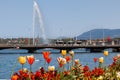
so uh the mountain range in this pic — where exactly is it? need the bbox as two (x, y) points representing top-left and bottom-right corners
(77, 29), (120, 40)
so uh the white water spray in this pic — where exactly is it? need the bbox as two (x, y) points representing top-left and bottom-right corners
(33, 0), (47, 45)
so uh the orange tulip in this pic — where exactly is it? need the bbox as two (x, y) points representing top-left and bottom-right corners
(27, 55), (35, 65)
(11, 75), (18, 80)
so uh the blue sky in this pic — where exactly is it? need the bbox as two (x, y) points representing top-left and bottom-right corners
(0, 0), (120, 38)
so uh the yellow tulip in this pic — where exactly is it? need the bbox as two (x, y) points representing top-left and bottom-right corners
(97, 76), (103, 80)
(18, 56), (26, 65)
(48, 66), (55, 71)
(104, 50), (109, 56)
(69, 50), (74, 56)
(99, 57), (104, 63)
(61, 50), (67, 56)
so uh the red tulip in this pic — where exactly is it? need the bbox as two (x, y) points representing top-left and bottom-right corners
(93, 57), (97, 63)
(19, 70), (23, 75)
(27, 55), (35, 65)
(46, 57), (52, 64)
(42, 51), (52, 64)
(65, 56), (71, 63)
(83, 65), (89, 72)
(42, 51), (50, 60)
(113, 56), (117, 62)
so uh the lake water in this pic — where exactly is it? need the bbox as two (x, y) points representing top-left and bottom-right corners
(0, 49), (119, 79)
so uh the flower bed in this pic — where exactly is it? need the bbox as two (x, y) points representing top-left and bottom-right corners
(11, 50), (120, 80)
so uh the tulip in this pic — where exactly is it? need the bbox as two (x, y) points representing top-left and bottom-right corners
(97, 76), (103, 80)
(11, 75), (19, 80)
(61, 50), (67, 56)
(27, 55), (35, 65)
(18, 56), (26, 65)
(42, 51), (50, 60)
(48, 66), (55, 71)
(104, 50), (109, 56)
(42, 51), (51, 70)
(69, 50), (74, 56)
(93, 57), (97, 63)
(57, 57), (66, 68)
(99, 57), (104, 63)
(57, 57), (66, 71)
(18, 56), (26, 71)
(65, 56), (71, 63)
(113, 56), (117, 62)
(23, 68), (28, 73)
(65, 56), (71, 70)
(46, 57), (52, 64)
(75, 59), (79, 65)
(27, 55), (35, 73)
(69, 51), (74, 67)
(117, 54), (120, 58)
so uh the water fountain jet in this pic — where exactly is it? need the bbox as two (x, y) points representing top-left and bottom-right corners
(33, 0), (48, 45)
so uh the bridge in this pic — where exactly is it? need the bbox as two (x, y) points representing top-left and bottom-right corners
(0, 44), (120, 53)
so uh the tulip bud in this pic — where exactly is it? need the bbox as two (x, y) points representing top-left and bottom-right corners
(69, 50), (74, 56)
(61, 50), (67, 56)
(99, 57), (104, 63)
(23, 68), (28, 73)
(75, 59), (79, 65)
(104, 50), (109, 56)
(48, 66), (55, 71)
(18, 56), (26, 65)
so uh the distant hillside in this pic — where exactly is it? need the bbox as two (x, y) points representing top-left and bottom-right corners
(77, 29), (120, 40)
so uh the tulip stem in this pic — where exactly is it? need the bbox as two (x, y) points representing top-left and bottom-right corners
(63, 65), (65, 71)
(22, 64), (24, 71)
(44, 61), (46, 70)
(68, 62), (70, 70)
(30, 65), (32, 72)
(29, 65), (32, 80)
(72, 56), (74, 66)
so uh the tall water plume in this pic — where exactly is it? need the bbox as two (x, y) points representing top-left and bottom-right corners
(33, 0), (47, 45)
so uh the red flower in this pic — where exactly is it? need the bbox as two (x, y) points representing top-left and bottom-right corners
(93, 57), (97, 63)
(91, 67), (104, 77)
(42, 51), (50, 60)
(65, 56), (71, 63)
(46, 57), (52, 64)
(42, 51), (52, 64)
(35, 71), (41, 77)
(19, 70), (23, 75)
(113, 56), (117, 62)
(59, 63), (63, 68)
(27, 55), (35, 65)
(83, 65), (89, 72)
(84, 71), (91, 77)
